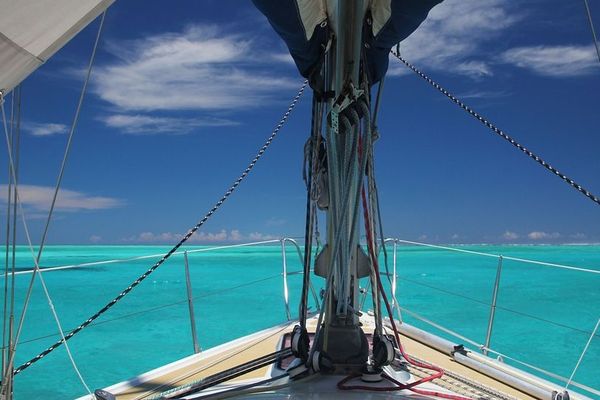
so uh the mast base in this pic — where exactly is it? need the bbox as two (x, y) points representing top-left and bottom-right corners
(313, 324), (368, 373)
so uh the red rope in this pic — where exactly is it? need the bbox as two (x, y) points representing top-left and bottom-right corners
(360, 181), (472, 400)
(338, 372), (475, 400)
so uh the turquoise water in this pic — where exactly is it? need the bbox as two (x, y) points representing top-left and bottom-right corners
(0, 244), (598, 398)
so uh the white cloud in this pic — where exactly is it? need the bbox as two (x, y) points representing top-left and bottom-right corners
(390, 0), (520, 77)
(270, 53), (295, 65)
(527, 231), (561, 240)
(229, 229), (242, 241)
(499, 45), (599, 77)
(248, 232), (278, 241)
(125, 229), (277, 243)
(502, 231), (519, 240)
(24, 122), (68, 137)
(101, 114), (238, 135)
(455, 90), (510, 100)
(93, 25), (299, 112)
(89, 235), (102, 243)
(0, 184), (123, 211)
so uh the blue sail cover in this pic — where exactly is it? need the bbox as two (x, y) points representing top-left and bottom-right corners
(252, 0), (442, 84)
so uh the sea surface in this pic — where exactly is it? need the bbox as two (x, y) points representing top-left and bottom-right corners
(0, 243), (598, 399)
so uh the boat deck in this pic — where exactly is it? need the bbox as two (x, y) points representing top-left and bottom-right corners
(89, 315), (549, 400)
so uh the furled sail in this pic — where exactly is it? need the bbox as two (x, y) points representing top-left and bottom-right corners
(252, 0), (442, 84)
(0, 0), (114, 95)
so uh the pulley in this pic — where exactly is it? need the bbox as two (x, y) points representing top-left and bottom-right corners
(291, 325), (310, 361)
(554, 391), (570, 400)
(372, 334), (395, 368)
(310, 350), (334, 373)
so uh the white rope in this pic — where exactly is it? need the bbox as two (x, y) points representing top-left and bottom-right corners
(1, 87), (19, 390)
(583, 0), (600, 64)
(486, 350), (600, 397)
(392, 304), (600, 396)
(397, 306), (483, 349)
(392, 238), (600, 275)
(564, 317), (600, 392)
(14, 11), (108, 355)
(8, 239), (281, 276)
(1, 101), (91, 394)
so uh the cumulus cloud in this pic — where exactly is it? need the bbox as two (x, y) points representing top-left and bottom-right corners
(502, 231), (519, 240)
(93, 25), (299, 113)
(0, 184), (123, 211)
(229, 229), (242, 241)
(24, 122), (68, 137)
(390, 0), (520, 77)
(126, 229), (277, 243)
(248, 232), (278, 241)
(101, 114), (238, 135)
(89, 235), (102, 243)
(527, 231), (561, 240)
(570, 233), (587, 240)
(455, 90), (510, 100)
(499, 45), (599, 77)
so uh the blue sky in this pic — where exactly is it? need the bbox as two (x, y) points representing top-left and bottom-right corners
(2, 0), (599, 245)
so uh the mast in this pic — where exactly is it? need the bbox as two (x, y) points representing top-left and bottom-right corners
(312, 0), (372, 370)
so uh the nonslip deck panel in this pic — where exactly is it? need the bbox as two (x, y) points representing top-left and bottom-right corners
(112, 324), (291, 400)
(107, 318), (538, 400)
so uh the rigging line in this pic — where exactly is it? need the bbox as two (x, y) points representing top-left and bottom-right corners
(161, 349), (292, 398)
(392, 52), (600, 207)
(308, 111), (368, 364)
(9, 272), (290, 348)
(180, 373), (291, 400)
(13, 11), (107, 358)
(1, 89), (15, 381)
(394, 238), (600, 274)
(397, 275), (490, 307)
(6, 87), (20, 392)
(1, 89), (14, 379)
(398, 273), (599, 337)
(372, 75), (384, 128)
(398, 270), (598, 337)
(139, 324), (293, 400)
(564, 317), (600, 392)
(383, 305), (600, 397)
(0, 102), (91, 394)
(374, 181), (401, 319)
(495, 305), (599, 338)
(583, 0), (600, 64)
(13, 80), (308, 376)
(9, 87), (21, 389)
(10, 239), (281, 276)
(299, 95), (319, 328)
(393, 307), (483, 350)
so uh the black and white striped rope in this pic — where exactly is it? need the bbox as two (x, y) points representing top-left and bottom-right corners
(12, 80), (308, 376)
(392, 52), (600, 207)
